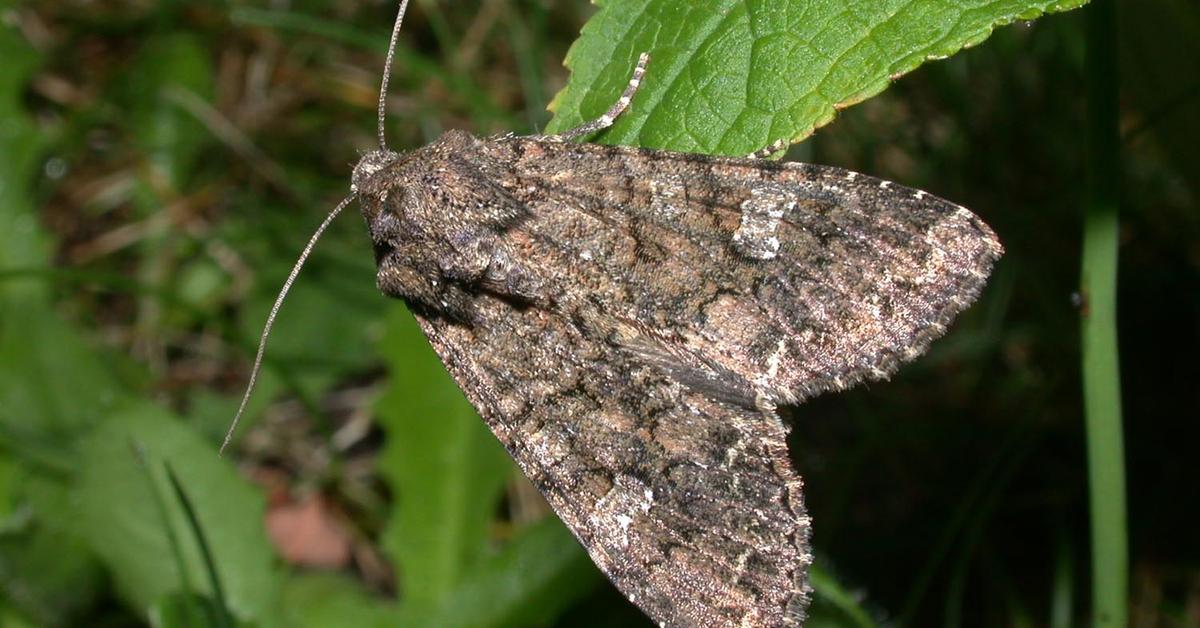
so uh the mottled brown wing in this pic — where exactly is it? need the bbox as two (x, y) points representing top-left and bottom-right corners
(365, 129), (1001, 627)
(409, 294), (812, 628)
(474, 137), (1003, 407)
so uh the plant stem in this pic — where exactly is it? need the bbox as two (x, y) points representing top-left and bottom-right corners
(1081, 1), (1127, 626)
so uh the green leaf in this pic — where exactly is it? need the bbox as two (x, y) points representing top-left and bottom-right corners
(1, 466), (111, 624)
(0, 608), (37, 628)
(0, 524), (104, 626)
(281, 573), (399, 628)
(0, 15), (125, 446)
(0, 15), (51, 303)
(408, 518), (601, 628)
(0, 26), (115, 624)
(375, 307), (513, 609)
(149, 591), (249, 628)
(162, 463), (236, 628)
(69, 403), (283, 626)
(0, 456), (15, 520)
(0, 309), (125, 441)
(547, 0), (1088, 153)
(375, 310), (601, 626)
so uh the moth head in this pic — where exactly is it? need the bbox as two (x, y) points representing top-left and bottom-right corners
(351, 0), (413, 206)
(351, 149), (401, 196)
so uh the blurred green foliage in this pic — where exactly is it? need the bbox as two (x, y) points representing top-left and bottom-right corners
(0, 0), (1196, 627)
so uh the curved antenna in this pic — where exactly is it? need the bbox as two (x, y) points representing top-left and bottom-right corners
(221, 195), (355, 455)
(378, 0), (413, 150)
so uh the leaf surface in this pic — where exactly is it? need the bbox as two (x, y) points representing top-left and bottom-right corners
(548, 0), (1087, 153)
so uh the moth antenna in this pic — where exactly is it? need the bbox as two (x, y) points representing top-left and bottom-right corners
(221, 195), (355, 455)
(377, 0), (413, 151)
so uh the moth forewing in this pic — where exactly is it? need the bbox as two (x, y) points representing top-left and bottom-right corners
(355, 107), (1000, 628)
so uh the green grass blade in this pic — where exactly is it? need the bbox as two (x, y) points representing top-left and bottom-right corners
(1081, 0), (1128, 626)
(164, 463), (233, 628)
(1050, 527), (1075, 628)
(73, 405), (282, 624)
(809, 565), (877, 628)
(130, 442), (201, 628)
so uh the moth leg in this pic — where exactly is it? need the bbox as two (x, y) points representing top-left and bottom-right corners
(747, 137), (790, 159)
(555, 52), (649, 141)
(375, 241), (485, 325)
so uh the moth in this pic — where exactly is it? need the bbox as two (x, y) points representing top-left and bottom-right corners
(224, 1), (1002, 626)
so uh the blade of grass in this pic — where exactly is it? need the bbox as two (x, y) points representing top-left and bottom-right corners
(1050, 526), (1075, 628)
(809, 565), (878, 628)
(130, 441), (201, 628)
(165, 463), (233, 628)
(1080, 1), (1128, 626)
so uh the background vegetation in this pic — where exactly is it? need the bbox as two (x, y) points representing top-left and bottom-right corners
(0, 0), (1196, 626)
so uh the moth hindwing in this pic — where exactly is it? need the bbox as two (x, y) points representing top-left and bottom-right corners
(351, 59), (1001, 628)
(230, 3), (1002, 626)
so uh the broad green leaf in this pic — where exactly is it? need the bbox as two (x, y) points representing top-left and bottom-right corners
(0, 309), (125, 439)
(150, 591), (252, 628)
(0, 15), (124, 444)
(0, 608), (37, 628)
(547, 0), (1088, 153)
(375, 307), (513, 609)
(148, 593), (209, 628)
(375, 312), (600, 626)
(0, 524), (104, 626)
(281, 573), (399, 628)
(0, 456), (14, 520)
(3, 465), (106, 624)
(69, 403), (283, 626)
(408, 518), (601, 628)
(0, 16), (50, 304)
